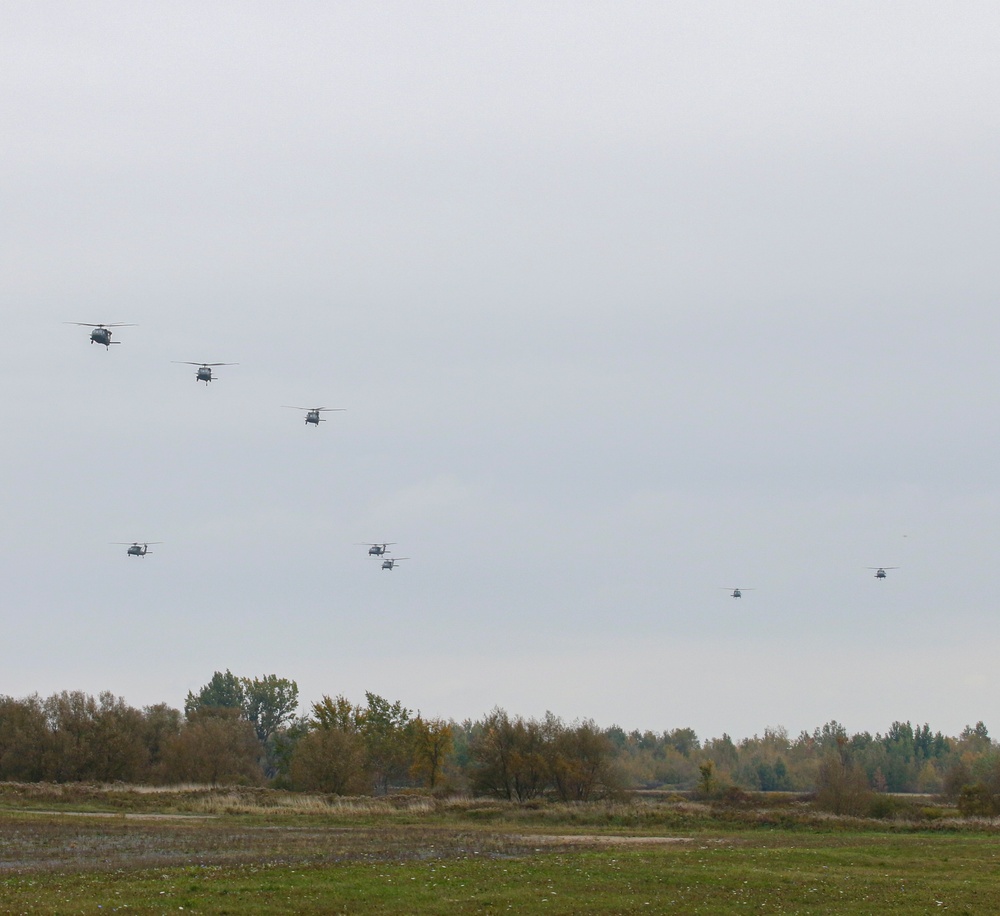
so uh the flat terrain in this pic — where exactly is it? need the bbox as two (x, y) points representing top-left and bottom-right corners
(0, 786), (998, 913)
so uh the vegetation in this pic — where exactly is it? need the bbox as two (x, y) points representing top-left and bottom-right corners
(1, 672), (999, 810)
(0, 790), (999, 913)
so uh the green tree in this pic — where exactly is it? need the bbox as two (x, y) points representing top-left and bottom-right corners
(668, 727), (700, 757)
(185, 670), (245, 716)
(358, 692), (413, 794)
(241, 675), (299, 746)
(698, 760), (716, 797)
(185, 671), (299, 779)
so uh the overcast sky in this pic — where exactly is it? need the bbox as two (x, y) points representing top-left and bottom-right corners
(3, 2), (1000, 741)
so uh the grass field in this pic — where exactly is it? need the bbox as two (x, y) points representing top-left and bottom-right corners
(1, 786), (998, 913)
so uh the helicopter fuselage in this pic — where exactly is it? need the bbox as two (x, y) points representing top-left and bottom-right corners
(305, 411), (322, 425)
(91, 328), (113, 347)
(126, 544), (148, 557)
(196, 367), (213, 383)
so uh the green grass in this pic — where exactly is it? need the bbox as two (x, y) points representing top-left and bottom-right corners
(3, 831), (1000, 913)
(1, 787), (1000, 912)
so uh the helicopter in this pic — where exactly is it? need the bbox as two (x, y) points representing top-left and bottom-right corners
(67, 322), (135, 348)
(381, 557), (408, 570)
(868, 567), (899, 580)
(283, 406), (346, 426)
(173, 362), (238, 384)
(113, 542), (161, 557)
(721, 587), (754, 598)
(358, 543), (396, 556)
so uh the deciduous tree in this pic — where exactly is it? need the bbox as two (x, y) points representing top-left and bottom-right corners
(0, 695), (48, 781)
(411, 716), (453, 789)
(358, 692), (413, 795)
(289, 727), (367, 794)
(159, 708), (263, 786)
(185, 671), (245, 716)
(241, 675), (299, 746)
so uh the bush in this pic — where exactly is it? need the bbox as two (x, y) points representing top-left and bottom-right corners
(867, 794), (898, 819)
(814, 755), (872, 816)
(289, 728), (367, 795)
(957, 783), (999, 817)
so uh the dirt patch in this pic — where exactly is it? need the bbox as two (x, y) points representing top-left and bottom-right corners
(511, 834), (694, 846)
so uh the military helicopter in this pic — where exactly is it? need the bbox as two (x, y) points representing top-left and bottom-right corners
(868, 567), (899, 580)
(283, 406), (346, 426)
(67, 322), (135, 348)
(381, 557), (408, 570)
(173, 361), (238, 384)
(113, 542), (161, 557)
(721, 587), (754, 598)
(358, 543), (396, 556)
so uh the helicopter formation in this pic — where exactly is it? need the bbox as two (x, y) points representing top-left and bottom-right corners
(356, 544), (408, 569)
(73, 322), (907, 587)
(720, 565), (901, 599)
(719, 566), (899, 598)
(70, 322), (397, 572)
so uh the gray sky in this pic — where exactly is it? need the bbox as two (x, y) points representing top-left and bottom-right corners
(3, 2), (1000, 740)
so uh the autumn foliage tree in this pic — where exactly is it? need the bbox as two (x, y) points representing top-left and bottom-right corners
(159, 708), (264, 786)
(410, 716), (454, 790)
(469, 709), (621, 801)
(287, 694), (367, 794)
(547, 717), (620, 801)
(289, 727), (367, 794)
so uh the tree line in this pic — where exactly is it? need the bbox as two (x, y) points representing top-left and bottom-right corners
(1, 672), (999, 813)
